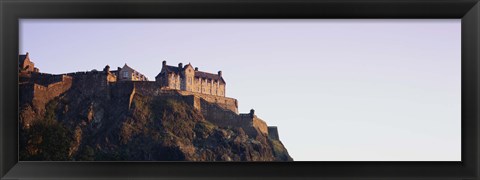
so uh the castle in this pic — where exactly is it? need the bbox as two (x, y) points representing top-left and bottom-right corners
(18, 53), (280, 140)
(156, 61), (226, 97)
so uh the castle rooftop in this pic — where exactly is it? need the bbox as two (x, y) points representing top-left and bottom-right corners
(158, 63), (225, 83)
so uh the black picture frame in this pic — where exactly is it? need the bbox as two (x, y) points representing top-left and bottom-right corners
(1, 0), (479, 179)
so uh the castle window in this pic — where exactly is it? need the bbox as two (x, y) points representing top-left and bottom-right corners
(123, 71), (128, 78)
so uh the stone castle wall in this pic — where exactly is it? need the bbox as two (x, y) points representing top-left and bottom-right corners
(22, 71), (112, 115)
(19, 72), (73, 127)
(20, 71), (277, 139)
(252, 116), (268, 136)
(64, 71), (114, 98)
(28, 72), (69, 86)
(177, 90), (238, 113)
(199, 99), (268, 137)
(129, 81), (159, 95)
(267, 126), (280, 140)
(31, 75), (73, 114)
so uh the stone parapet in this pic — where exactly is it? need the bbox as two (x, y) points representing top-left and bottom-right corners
(177, 90), (238, 113)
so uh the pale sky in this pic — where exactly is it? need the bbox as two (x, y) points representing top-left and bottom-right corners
(20, 19), (461, 161)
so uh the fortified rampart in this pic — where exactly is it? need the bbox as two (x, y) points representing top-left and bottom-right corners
(26, 72), (70, 86)
(177, 90), (238, 113)
(252, 116), (269, 136)
(33, 79), (71, 104)
(30, 75), (72, 115)
(20, 71), (112, 115)
(66, 71), (109, 88)
(199, 99), (268, 136)
(19, 70), (280, 140)
(57, 71), (116, 102)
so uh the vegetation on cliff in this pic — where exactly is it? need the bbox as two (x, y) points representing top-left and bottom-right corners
(19, 86), (292, 161)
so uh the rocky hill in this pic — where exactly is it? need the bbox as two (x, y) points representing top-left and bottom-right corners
(19, 72), (293, 161)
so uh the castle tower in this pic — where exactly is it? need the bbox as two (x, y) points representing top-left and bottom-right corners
(183, 63), (195, 92)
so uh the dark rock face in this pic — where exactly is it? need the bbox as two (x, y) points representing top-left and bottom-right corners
(19, 74), (293, 161)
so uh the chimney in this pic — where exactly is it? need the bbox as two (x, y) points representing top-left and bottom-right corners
(195, 67), (198, 71)
(218, 71), (222, 77)
(162, 60), (167, 67)
(178, 63), (183, 69)
(250, 109), (255, 118)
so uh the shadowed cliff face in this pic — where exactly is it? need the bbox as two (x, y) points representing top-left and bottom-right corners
(19, 79), (293, 161)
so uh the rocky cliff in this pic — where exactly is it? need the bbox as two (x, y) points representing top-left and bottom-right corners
(19, 72), (293, 161)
